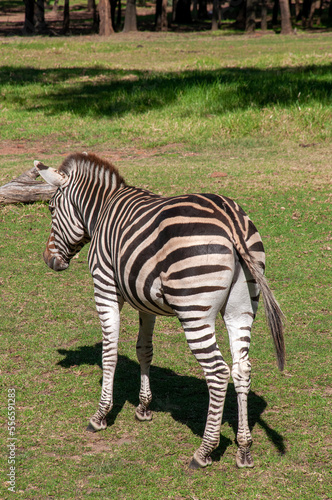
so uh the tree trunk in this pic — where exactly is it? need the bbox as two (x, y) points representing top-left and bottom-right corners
(174, 0), (192, 23)
(111, 0), (116, 29)
(261, 0), (268, 30)
(235, 0), (246, 29)
(316, 0), (323, 24)
(63, 0), (70, 33)
(172, 0), (178, 22)
(272, 0), (279, 24)
(89, 0), (99, 31)
(123, 0), (137, 31)
(245, 0), (255, 32)
(23, 0), (35, 34)
(99, 0), (114, 35)
(211, 0), (220, 30)
(0, 168), (56, 205)
(192, 0), (198, 19)
(301, 0), (312, 25)
(35, 0), (48, 33)
(116, 0), (122, 27)
(307, 0), (319, 27)
(52, 0), (59, 13)
(155, 0), (168, 30)
(198, 0), (208, 19)
(279, 0), (293, 33)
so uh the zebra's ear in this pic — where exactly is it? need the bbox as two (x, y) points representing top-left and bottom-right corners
(34, 161), (68, 187)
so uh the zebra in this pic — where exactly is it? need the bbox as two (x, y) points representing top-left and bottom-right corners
(34, 152), (285, 470)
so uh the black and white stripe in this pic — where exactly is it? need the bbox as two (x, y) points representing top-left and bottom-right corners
(36, 152), (285, 469)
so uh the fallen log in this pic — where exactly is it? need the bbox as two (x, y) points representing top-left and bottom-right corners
(0, 167), (56, 204)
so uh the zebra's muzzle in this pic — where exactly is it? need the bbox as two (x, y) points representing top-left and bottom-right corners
(43, 250), (69, 272)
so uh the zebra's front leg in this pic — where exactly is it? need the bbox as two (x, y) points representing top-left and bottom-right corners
(87, 298), (122, 433)
(135, 312), (156, 422)
(185, 330), (230, 469)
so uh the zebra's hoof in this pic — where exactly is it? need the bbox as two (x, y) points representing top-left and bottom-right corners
(135, 405), (153, 422)
(86, 417), (107, 432)
(236, 446), (254, 468)
(86, 422), (98, 433)
(189, 451), (212, 469)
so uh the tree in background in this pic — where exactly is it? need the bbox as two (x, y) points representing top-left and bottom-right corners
(174, 0), (192, 23)
(63, 0), (70, 32)
(261, 0), (268, 31)
(155, 0), (168, 30)
(235, 0), (293, 34)
(23, 0), (49, 33)
(23, 0), (35, 33)
(99, 0), (114, 34)
(20, 0), (332, 36)
(245, 0), (256, 32)
(123, 0), (138, 31)
(23, 0), (67, 34)
(90, 0), (99, 32)
(279, 0), (293, 32)
(98, 0), (123, 33)
(111, 0), (122, 30)
(211, 0), (221, 30)
(35, 0), (48, 32)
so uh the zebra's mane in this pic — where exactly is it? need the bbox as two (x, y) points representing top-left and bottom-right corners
(59, 152), (126, 187)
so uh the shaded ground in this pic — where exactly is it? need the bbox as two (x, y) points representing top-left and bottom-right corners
(0, 2), (214, 36)
(0, 1), (331, 36)
(0, 3), (106, 36)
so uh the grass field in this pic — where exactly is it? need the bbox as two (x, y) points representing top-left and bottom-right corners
(1, 31), (331, 499)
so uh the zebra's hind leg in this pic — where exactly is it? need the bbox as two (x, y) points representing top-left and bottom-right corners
(183, 325), (230, 469)
(135, 312), (156, 422)
(222, 256), (260, 468)
(232, 361), (254, 468)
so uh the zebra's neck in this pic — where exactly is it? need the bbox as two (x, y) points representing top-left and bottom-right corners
(64, 154), (125, 238)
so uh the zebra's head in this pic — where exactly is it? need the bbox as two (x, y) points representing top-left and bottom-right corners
(34, 160), (90, 272)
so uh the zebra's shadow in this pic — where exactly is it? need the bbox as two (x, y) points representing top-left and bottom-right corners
(57, 342), (285, 460)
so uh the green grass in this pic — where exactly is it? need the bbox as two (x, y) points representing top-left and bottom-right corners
(1, 32), (332, 499)
(0, 34), (332, 149)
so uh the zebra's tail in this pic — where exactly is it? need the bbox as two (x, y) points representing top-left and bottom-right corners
(233, 238), (285, 372)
